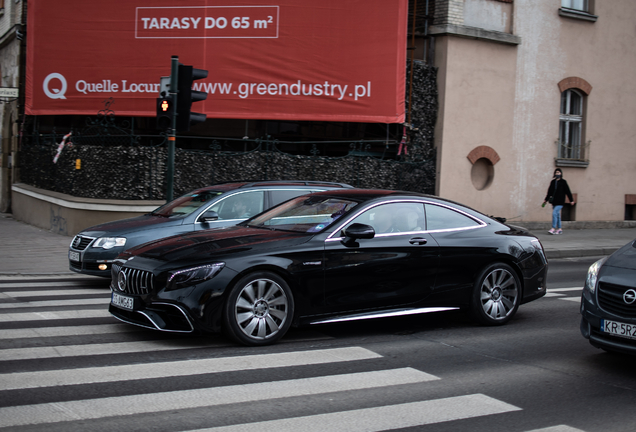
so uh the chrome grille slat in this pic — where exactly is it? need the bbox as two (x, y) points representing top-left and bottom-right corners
(71, 235), (95, 251)
(136, 269), (142, 295)
(113, 266), (154, 296)
(133, 269), (139, 295)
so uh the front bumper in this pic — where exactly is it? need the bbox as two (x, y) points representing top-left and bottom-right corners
(69, 246), (122, 277)
(109, 300), (195, 332)
(69, 259), (113, 277)
(580, 290), (636, 355)
(107, 261), (235, 334)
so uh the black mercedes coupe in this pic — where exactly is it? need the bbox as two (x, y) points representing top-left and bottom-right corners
(109, 189), (548, 346)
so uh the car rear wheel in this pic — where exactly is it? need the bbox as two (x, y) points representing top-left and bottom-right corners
(471, 263), (520, 325)
(223, 271), (294, 346)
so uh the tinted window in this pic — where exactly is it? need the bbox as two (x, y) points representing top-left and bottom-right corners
(208, 191), (265, 220)
(270, 189), (317, 206)
(152, 190), (223, 217)
(248, 196), (358, 233)
(347, 203), (425, 234)
(425, 204), (481, 231)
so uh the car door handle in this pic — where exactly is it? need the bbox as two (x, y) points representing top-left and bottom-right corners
(409, 237), (428, 245)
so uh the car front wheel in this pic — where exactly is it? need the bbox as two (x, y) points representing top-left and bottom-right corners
(471, 263), (520, 325)
(223, 271), (294, 346)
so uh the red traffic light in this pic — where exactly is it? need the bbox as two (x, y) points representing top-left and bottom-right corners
(156, 95), (174, 130)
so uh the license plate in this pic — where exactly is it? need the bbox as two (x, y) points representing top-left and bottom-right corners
(69, 251), (80, 262)
(601, 319), (636, 340)
(111, 292), (134, 311)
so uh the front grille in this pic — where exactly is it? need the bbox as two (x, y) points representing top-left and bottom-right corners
(598, 282), (636, 318)
(113, 265), (154, 295)
(71, 235), (94, 251)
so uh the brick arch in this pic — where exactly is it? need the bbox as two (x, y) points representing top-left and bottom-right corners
(467, 145), (500, 165)
(558, 77), (593, 95)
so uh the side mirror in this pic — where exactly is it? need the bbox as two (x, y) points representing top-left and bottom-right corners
(199, 210), (219, 223)
(342, 223), (375, 240)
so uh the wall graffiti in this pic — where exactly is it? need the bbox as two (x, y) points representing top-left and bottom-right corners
(50, 207), (68, 235)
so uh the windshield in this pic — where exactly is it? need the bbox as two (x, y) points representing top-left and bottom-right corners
(151, 190), (223, 217)
(247, 196), (359, 233)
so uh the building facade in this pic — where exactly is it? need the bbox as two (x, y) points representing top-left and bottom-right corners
(0, 0), (24, 213)
(429, 0), (636, 223)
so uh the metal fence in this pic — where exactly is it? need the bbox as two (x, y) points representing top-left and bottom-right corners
(19, 129), (436, 200)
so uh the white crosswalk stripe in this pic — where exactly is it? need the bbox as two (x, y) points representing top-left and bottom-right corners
(0, 347), (384, 390)
(2, 288), (109, 297)
(0, 323), (139, 340)
(0, 278), (586, 431)
(186, 395), (521, 432)
(546, 287), (582, 301)
(0, 297), (108, 308)
(0, 339), (218, 361)
(0, 309), (112, 322)
(527, 427), (587, 432)
(549, 287), (583, 292)
(560, 297), (582, 302)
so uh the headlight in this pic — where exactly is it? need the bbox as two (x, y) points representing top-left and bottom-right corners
(93, 237), (126, 249)
(167, 263), (225, 291)
(530, 239), (547, 262)
(585, 257), (608, 294)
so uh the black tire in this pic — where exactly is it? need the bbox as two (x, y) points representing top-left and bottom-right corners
(223, 271), (294, 346)
(470, 263), (521, 326)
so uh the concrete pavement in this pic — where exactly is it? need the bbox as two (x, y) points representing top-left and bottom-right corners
(1, 212), (635, 276)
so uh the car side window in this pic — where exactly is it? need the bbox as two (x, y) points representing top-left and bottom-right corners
(269, 189), (317, 207)
(425, 204), (481, 231)
(208, 191), (265, 220)
(346, 203), (425, 234)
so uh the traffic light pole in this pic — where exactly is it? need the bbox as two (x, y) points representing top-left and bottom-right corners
(166, 56), (179, 202)
(159, 55), (207, 202)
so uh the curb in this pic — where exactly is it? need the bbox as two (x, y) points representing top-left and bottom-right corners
(515, 221), (636, 231)
(544, 247), (620, 259)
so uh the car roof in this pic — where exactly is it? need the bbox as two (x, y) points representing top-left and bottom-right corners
(306, 189), (428, 201)
(191, 180), (354, 193)
(305, 189), (495, 218)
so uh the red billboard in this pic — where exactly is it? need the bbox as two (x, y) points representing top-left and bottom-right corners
(25, 1), (407, 123)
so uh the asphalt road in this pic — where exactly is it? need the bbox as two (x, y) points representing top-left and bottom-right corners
(1, 257), (635, 432)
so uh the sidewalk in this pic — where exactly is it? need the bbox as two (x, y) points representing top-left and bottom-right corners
(1, 212), (635, 276)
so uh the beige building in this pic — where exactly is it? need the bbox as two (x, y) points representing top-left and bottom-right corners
(429, 0), (636, 223)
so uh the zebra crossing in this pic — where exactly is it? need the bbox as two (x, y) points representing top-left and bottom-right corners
(0, 277), (586, 431)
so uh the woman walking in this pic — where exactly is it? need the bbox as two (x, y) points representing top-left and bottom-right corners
(543, 168), (575, 234)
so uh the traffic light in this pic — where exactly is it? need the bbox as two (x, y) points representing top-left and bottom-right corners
(176, 64), (208, 132)
(156, 94), (174, 130)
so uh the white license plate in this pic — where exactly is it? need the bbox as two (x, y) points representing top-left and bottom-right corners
(69, 251), (80, 262)
(111, 292), (134, 311)
(601, 319), (636, 340)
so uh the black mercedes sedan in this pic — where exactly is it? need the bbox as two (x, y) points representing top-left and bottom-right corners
(580, 239), (636, 354)
(109, 189), (548, 346)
